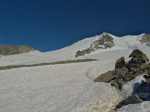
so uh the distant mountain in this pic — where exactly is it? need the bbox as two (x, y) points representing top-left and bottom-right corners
(0, 45), (35, 55)
(45, 33), (150, 58)
(73, 33), (150, 57)
(0, 33), (149, 66)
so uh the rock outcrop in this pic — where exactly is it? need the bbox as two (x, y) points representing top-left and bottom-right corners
(129, 49), (149, 64)
(75, 33), (115, 57)
(94, 49), (150, 90)
(17, 45), (35, 54)
(94, 49), (150, 110)
(0, 45), (18, 55)
(0, 45), (35, 56)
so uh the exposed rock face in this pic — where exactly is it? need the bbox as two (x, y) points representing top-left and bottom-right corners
(90, 33), (114, 50)
(75, 33), (115, 57)
(115, 57), (126, 69)
(139, 34), (150, 46)
(0, 45), (18, 55)
(94, 49), (150, 110)
(94, 67), (128, 83)
(94, 49), (150, 90)
(129, 49), (149, 64)
(0, 45), (35, 56)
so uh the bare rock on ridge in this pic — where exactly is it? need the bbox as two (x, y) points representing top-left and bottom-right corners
(0, 45), (35, 55)
(17, 45), (35, 53)
(75, 33), (115, 57)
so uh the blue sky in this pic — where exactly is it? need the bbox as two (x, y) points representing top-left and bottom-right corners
(0, 0), (150, 51)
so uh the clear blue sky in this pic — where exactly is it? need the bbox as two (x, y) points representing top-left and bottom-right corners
(0, 0), (150, 51)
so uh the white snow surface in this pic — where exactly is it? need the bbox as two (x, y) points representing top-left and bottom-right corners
(0, 33), (150, 112)
(0, 62), (122, 112)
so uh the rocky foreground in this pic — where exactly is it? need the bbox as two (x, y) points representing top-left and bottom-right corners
(94, 49), (150, 110)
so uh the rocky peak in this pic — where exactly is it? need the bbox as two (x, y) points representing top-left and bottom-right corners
(90, 33), (114, 49)
(75, 34), (115, 57)
(129, 49), (149, 64)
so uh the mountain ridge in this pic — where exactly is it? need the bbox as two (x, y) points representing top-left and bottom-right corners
(45, 32), (150, 58)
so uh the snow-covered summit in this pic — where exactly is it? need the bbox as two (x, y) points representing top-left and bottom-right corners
(46, 32), (150, 58)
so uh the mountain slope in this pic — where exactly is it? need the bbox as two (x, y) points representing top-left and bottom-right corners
(0, 33), (150, 112)
(0, 33), (149, 66)
(45, 33), (149, 59)
(0, 61), (122, 112)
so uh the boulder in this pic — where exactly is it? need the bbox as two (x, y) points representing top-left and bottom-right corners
(94, 67), (128, 83)
(115, 57), (125, 69)
(94, 70), (116, 82)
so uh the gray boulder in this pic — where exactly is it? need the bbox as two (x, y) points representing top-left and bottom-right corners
(94, 67), (128, 83)
(115, 57), (125, 69)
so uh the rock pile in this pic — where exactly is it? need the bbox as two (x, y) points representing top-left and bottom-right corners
(94, 49), (150, 90)
(75, 33), (115, 57)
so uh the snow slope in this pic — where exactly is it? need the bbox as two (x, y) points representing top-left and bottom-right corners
(0, 62), (122, 112)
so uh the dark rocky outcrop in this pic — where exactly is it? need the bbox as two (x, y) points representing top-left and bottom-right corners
(94, 49), (150, 90)
(129, 49), (149, 64)
(75, 33), (115, 57)
(0, 45), (35, 56)
(94, 49), (150, 110)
